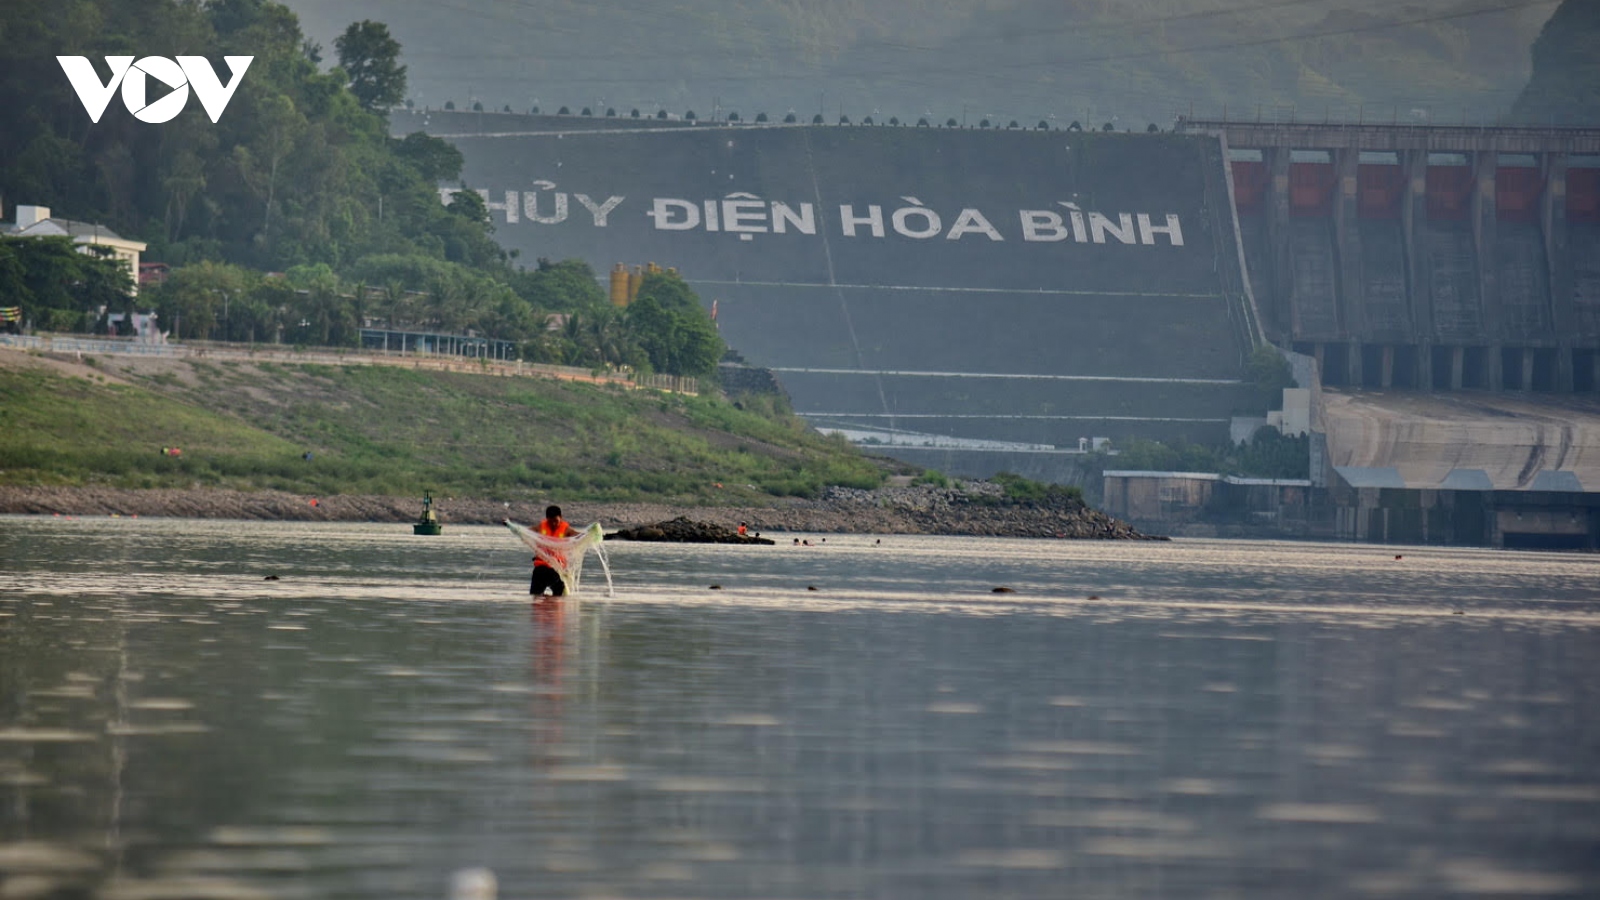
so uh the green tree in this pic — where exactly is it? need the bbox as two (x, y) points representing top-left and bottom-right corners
(284, 263), (354, 346)
(391, 132), (463, 183)
(233, 93), (306, 236)
(335, 20), (408, 113)
(1231, 428), (1310, 479)
(0, 237), (133, 330)
(511, 258), (607, 312)
(625, 272), (724, 378)
(1246, 345), (1296, 410)
(150, 260), (251, 341)
(346, 252), (529, 340)
(77, 245), (138, 323)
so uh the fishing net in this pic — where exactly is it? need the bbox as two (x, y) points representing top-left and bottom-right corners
(504, 520), (613, 597)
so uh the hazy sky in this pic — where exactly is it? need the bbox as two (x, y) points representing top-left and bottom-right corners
(280, 0), (1557, 126)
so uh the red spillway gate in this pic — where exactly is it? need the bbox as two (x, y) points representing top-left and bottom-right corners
(1496, 166), (1543, 223)
(1425, 165), (1473, 221)
(1358, 164), (1404, 219)
(1231, 160), (1268, 213)
(1569, 167), (1600, 224)
(1288, 162), (1335, 217)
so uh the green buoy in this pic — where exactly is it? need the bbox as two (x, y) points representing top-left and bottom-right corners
(413, 490), (442, 535)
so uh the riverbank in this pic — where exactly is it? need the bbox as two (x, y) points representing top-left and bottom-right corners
(0, 483), (1162, 539)
(0, 347), (883, 503)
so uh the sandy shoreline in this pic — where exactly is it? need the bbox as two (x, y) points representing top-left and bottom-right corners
(0, 485), (1159, 539)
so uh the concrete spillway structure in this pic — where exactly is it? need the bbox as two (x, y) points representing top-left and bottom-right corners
(392, 110), (1261, 470)
(1169, 120), (1600, 547)
(1319, 389), (1600, 548)
(1183, 119), (1600, 393)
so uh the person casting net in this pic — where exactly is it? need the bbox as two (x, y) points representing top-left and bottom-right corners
(505, 506), (613, 597)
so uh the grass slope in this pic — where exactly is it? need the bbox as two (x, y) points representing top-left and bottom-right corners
(0, 352), (886, 502)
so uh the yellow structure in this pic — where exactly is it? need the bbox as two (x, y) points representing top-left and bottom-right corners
(609, 263), (630, 307)
(608, 262), (678, 307)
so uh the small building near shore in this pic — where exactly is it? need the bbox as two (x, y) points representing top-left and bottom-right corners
(1102, 471), (1220, 525)
(1102, 470), (1314, 535)
(2, 204), (148, 296)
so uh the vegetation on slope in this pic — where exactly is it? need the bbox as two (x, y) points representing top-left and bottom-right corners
(1509, 0), (1600, 125)
(0, 353), (884, 501)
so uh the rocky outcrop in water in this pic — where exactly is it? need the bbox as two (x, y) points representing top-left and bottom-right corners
(610, 516), (776, 544)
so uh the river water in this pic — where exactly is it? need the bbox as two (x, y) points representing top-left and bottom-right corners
(2, 516), (1597, 899)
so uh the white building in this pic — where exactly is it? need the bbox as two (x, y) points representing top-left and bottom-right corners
(2, 204), (148, 296)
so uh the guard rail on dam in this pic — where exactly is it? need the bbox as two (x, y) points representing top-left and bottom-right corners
(1178, 118), (1600, 394)
(394, 110), (1263, 468)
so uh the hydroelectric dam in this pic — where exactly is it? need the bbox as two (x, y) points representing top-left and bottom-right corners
(395, 109), (1600, 547)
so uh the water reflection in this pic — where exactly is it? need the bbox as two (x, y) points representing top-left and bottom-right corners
(1, 517), (1597, 898)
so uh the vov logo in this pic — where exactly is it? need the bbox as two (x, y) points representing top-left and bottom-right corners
(57, 56), (253, 124)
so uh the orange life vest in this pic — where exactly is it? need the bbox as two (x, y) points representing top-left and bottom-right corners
(534, 518), (570, 567)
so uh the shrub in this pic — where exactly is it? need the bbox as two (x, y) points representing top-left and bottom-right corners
(993, 471), (1083, 504)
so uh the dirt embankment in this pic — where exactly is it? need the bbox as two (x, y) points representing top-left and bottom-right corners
(0, 483), (1162, 540)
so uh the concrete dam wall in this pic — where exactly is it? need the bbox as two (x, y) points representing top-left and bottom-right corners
(1195, 119), (1600, 393)
(394, 110), (1261, 460)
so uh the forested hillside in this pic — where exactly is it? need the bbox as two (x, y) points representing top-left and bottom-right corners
(0, 0), (499, 272)
(0, 0), (724, 377)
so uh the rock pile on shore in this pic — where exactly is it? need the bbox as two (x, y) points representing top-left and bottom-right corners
(0, 482), (1163, 540)
(609, 516), (776, 544)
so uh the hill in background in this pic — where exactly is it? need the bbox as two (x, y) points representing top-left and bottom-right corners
(285, 0), (1554, 126)
(1511, 0), (1600, 125)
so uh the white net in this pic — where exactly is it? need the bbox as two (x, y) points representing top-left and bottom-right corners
(504, 520), (613, 597)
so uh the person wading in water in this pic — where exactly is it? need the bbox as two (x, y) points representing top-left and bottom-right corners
(530, 505), (571, 596)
